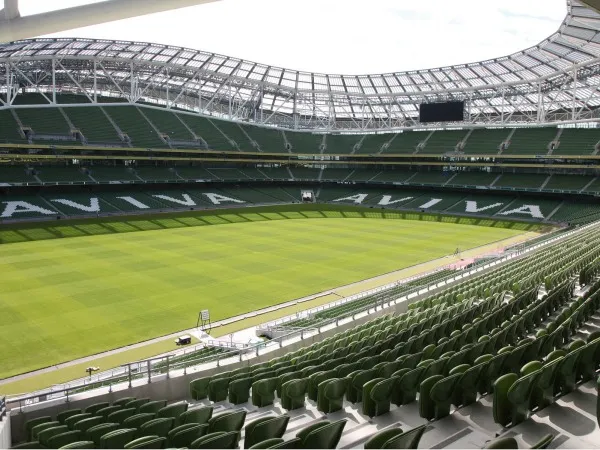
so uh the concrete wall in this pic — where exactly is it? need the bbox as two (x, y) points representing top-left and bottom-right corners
(0, 415), (11, 449)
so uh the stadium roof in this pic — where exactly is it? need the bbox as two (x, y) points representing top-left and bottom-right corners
(1, 0), (600, 131)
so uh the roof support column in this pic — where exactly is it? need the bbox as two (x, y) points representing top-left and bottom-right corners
(51, 58), (56, 104)
(572, 66), (577, 121)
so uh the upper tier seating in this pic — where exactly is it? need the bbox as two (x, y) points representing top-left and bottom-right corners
(64, 107), (122, 144)
(504, 128), (558, 155)
(421, 130), (468, 154)
(462, 129), (511, 154)
(104, 107), (165, 148)
(383, 131), (427, 154)
(555, 128), (600, 155)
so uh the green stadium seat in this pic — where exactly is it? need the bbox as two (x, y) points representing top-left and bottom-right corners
(243, 415), (289, 449)
(484, 434), (554, 449)
(317, 378), (347, 414)
(248, 438), (285, 449)
(208, 377), (231, 402)
(362, 377), (394, 418)
(96, 405), (122, 421)
(208, 410), (246, 434)
(85, 423), (119, 446)
(168, 424), (208, 448)
(139, 400), (167, 415)
(139, 418), (174, 439)
(125, 398), (151, 412)
(180, 406), (213, 425)
(124, 435), (167, 449)
(24, 417), (52, 441)
(364, 428), (404, 449)
(114, 397), (137, 407)
(191, 431), (238, 449)
(123, 413), (157, 429)
(47, 430), (83, 449)
(367, 425), (426, 449)
(190, 377), (211, 401)
(100, 428), (137, 449)
(37, 426), (69, 448)
(251, 377), (278, 407)
(10, 442), (44, 449)
(297, 419), (346, 449)
(59, 440), (95, 449)
(156, 402), (188, 427)
(56, 410), (82, 425)
(108, 408), (137, 425)
(30, 420), (59, 441)
(281, 378), (308, 411)
(228, 377), (253, 405)
(84, 402), (110, 415)
(73, 416), (104, 433)
(64, 413), (92, 430)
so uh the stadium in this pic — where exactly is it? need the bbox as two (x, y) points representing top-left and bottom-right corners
(1, 0), (600, 448)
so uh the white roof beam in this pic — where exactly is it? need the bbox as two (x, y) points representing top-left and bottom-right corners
(0, 0), (221, 44)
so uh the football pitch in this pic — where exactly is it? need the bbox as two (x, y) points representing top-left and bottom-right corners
(0, 206), (541, 381)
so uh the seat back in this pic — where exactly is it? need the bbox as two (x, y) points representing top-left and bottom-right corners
(301, 419), (346, 449)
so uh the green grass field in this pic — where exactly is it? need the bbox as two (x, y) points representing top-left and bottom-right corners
(0, 206), (542, 381)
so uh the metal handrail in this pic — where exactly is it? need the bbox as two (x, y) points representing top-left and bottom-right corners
(0, 396), (6, 420)
(4, 222), (590, 411)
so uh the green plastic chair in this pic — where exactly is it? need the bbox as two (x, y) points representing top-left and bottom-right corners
(73, 416), (104, 433)
(180, 406), (213, 425)
(10, 442), (44, 449)
(114, 397), (136, 407)
(494, 371), (540, 427)
(126, 398), (151, 412)
(456, 363), (485, 407)
(38, 426), (69, 447)
(429, 373), (463, 420)
(56, 410), (82, 425)
(139, 400), (168, 415)
(307, 370), (336, 401)
(270, 437), (301, 449)
(419, 375), (444, 420)
(25, 416), (52, 441)
(248, 438), (284, 449)
(208, 377), (231, 403)
(31, 421), (60, 440)
(157, 402), (188, 427)
(124, 413), (157, 429)
(555, 347), (584, 395)
(97, 405), (123, 421)
(59, 440), (95, 449)
(100, 428), (137, 449)
(228, 377), (254, 405)
(139, 417), (175, 438)
(108, 407), (137, 425)
(531, 358), (563, 410)
(64, 413), (92, 430)
(577, 338), (600, 382)
(346, 369), (376, 403)
(393, 367), (425, 406)
(209, 410), (247, 434)
(381, 425), (426, 449)
(244, 415), (289, 449)
(317, 378), (347, 414)
(86, 423), (119, 446)
(47, 430), (83, 449)
(168, 424), (209, 448)
(299, 419), (346, 449)
(364, 428), (404, 449)
(252, 377), (278, 407)
(281, 378), (308, 411)
(190, 377), (211, 401)
(84, 402), (110, 415)
(192, 430), (239, 449)
(362, 377), (395, 418)
(124, 435), (167, 449)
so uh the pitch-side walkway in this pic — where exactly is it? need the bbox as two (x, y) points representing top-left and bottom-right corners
(0, 231), (538, 388)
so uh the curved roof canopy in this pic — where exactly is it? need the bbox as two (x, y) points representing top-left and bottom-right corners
(1, 0), (600, 131)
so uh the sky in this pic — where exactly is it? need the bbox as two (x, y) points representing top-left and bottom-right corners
(4, 0), (568, 74)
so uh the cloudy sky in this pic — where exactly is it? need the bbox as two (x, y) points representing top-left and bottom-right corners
(7, 0), (568, 74)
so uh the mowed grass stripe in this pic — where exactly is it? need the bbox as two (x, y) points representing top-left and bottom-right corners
(0, 214), (529, 380)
